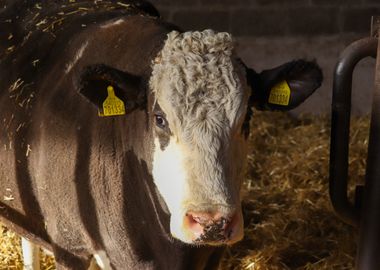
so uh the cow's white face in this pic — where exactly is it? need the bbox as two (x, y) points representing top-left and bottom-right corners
(149, 30), (249, 245)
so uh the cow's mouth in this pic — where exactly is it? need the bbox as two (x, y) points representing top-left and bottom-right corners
(178, 209), (244, 246)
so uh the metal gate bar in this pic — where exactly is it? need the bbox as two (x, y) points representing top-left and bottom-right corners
(330, 16), (380, 270)
(330, 37), (377, 226)
(356, 21), (380, 270)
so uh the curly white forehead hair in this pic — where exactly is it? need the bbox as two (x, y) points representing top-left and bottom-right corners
(150, 30), (247, 138)
(160, 29), (234, 56)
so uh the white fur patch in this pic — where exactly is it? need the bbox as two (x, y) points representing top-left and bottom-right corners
(65, 41), (89, 73)
(152, 137), (188, 240)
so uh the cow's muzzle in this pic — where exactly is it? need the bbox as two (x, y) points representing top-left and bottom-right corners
(183, 209), (243, 245)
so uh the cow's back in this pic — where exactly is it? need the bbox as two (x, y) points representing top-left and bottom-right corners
(0, 0), (163, 252)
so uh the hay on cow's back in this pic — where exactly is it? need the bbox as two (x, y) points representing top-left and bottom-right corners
(0, 112), (369, 269)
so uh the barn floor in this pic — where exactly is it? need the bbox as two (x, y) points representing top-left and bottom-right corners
(0, 112), (367, 270)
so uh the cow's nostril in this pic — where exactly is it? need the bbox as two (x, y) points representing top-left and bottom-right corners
(184, 212), (205, 238)
(188, 213), (207, 225)
(183, 211), (239, 243)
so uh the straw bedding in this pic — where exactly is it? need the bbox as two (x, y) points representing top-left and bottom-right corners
(0, 111), (368, 269)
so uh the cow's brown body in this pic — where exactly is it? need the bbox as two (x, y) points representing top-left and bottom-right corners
(0, 1), (222, 269)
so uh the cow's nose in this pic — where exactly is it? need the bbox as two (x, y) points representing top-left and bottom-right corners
(183, 210), (242, 244)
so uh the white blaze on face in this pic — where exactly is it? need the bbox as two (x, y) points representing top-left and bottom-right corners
(152, 137), (191, 241)
(150, 30), (250, 243)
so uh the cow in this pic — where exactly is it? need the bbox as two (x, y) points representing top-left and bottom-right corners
(0, 0), (323, 269)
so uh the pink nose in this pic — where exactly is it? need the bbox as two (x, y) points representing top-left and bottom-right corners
(183, 210), (242, 244)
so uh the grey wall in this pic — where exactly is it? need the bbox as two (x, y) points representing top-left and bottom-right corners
(153, 0), (380, 37)
(151, 0), (380, 115)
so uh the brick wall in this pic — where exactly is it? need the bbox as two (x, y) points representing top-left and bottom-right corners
(152, 0), (380, 37)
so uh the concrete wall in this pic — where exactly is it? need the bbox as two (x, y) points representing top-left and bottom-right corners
(151, 0), (380, 115)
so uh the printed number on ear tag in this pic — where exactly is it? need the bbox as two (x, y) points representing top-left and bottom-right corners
(98, 86), (126, 117)
(268, 80), (291, 106)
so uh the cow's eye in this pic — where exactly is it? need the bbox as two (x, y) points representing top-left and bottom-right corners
(155, 114), (166, 129)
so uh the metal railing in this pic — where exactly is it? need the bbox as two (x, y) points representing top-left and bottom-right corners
(330, 16), (380, 270)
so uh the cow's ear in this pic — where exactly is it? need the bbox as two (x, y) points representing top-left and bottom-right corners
(77, 64), (145, 116)
(246, 60), (322, 111)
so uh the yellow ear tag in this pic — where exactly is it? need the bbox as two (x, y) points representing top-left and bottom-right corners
(98, 86), (126, 117)
(268, 80), (291, 106)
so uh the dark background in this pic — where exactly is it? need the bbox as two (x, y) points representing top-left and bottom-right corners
(151, 0), (380, 115)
